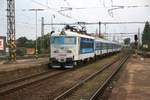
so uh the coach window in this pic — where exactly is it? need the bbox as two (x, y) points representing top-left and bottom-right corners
(80, 38), (94, 53)
(101, 43), (103, 50)
(104, 43), (107, 49)
(64, 37), (76, 44)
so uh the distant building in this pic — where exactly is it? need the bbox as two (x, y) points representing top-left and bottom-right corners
(26, 48), (35, 55)
(0, 36), (6, 56)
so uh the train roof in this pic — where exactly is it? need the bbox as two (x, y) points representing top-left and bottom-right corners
(51, 30), (95, 39)
(95, 37), (120, 44)
(51, 30), (121, 45)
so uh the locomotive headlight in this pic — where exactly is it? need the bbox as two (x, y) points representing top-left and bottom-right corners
(67, 50), (72, 53)
(53, 50), (59, 53)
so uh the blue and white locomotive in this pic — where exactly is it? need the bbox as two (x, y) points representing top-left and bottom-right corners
(50, 26), (121, 68)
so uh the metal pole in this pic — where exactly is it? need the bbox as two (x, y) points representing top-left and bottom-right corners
(104, 24), (107, 39)
(99, 22), (101, 37)
(138, 28), (140, 50)
(49, 15), (55, 61)
(51, 15), (55, 31)
(44, 21), (146, 26)
(51, 16), (53, 31)
(7, 0), (16, 62)
(35, 10), (38, 59)
(41, 17), (44, 52)
(29, 9), (44, 59)
(49, 32), (51, 62)
(41, 17), (44, 37)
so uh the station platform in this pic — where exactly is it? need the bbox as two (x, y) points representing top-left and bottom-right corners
(108, 55), (150, 100)
(0, 57), (49, 72)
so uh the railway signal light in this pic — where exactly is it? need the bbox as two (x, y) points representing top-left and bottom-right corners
(134, 35), (138, 41)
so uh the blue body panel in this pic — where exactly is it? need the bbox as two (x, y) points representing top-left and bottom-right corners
(80, 48), (94, 54)
(80, 37), (94, 54)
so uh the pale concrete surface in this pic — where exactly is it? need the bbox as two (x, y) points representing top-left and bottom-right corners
(0, 57), (49, 72)
(108, 55), (150, 100)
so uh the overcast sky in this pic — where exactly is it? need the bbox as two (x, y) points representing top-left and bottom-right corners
(0, 0), (150, 42)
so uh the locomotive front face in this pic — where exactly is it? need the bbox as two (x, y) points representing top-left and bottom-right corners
(50, 36), (77, 67)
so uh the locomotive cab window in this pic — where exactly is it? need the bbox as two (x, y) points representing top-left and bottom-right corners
(51, 36), (76, 44)
(64, 37), (76, 44)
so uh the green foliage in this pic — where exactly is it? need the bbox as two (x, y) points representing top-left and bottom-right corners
(37, 34), (50, 54)
(16, 34), (50, 55)
(17, 37), (28, 47)
(130, 42), (136, 49)
(16, 47), (26, 56)
(124, 38), (130, 45)
(25, 40), (35, 48)
(16, 37), (35, 56)
(142, 21), (150, 51)
(99, 35), (105, 39)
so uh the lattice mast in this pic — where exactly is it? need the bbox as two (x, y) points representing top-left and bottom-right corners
(7, 0), (16, 61)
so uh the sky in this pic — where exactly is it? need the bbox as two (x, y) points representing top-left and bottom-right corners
(0, 0), (150, 42)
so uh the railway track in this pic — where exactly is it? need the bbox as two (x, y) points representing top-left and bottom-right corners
(0, 55), (114, 96)
(89, 55), (129, 100)
(0, 70), (53, 86)
(54, 55), (129, 100)
(0, 69), (71, 95)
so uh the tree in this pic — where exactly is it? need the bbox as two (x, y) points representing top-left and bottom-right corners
(16, 35), (50, 55)
(17, 37), (28, 47)
(16, 37), (36, 56)
(124, 38), (130, 45)
(25, 40), (35, 48)
(16, 47), (26, 56)
(37, 34), (50, 54)
(142, 21), (150, 50)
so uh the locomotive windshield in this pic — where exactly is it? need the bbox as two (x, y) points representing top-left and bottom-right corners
(51, 36), (76, 44)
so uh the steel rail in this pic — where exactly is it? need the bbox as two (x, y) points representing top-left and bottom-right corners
(89, 55), (129, 100)
(0, 55), (117, 96)
(54, 56), (123, 100)
(0, 70), (54, 87)
(0, 69), (71, 95)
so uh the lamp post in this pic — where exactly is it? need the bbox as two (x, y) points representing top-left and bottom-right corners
(49, 15), (55, 61)
(29, 9), (44, 59)
(51, 14), (55, 32)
